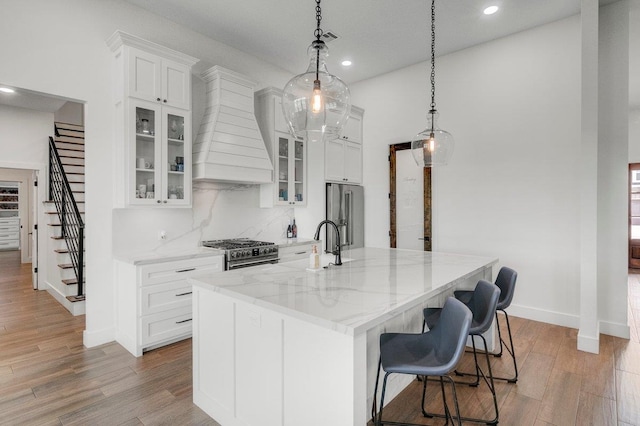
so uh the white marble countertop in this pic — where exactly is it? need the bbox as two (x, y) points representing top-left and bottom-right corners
(113, 247), (223, 265)
(189, 247), (498, 336)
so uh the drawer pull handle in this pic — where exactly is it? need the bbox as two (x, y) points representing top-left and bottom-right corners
(176, 318), (192, 324)
(175, 268), (196, 273)
(175, 291), (192, 297)
(294, 251), (306, 255)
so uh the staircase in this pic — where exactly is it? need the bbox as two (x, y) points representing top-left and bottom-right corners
(45, 122), (85, 316)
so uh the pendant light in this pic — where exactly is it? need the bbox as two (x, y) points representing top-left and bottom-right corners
(282, 0), (351, 143)
(411, 0), (454, 167)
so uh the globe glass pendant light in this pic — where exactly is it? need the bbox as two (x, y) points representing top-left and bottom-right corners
(282, 0), (351, 143)
(411, 0), (454, 167)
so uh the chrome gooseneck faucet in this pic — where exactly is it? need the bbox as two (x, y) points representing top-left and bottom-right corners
(314, 220), (342, 266)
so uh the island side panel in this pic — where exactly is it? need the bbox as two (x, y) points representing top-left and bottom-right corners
(193, 287), (238, 426)
(283, 315), (366, 426)
(193, 285), (363, 426)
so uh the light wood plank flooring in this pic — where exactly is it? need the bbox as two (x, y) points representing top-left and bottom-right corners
(0, 251), (219, 426)
(1, 250), (640, 425)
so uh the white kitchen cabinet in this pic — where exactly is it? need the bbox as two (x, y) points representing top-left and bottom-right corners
(0, 217), (20, 251)
(128, 99), (192, 206)
(325, 140), (363, 184)
(340, 110), (362, 143)
(124, 40), (192, 110)
(115, 254), (223, 357)
(108, 30), (198, 208)
(325, 106), (364, 184)
(256, 88), (307, 207)
(278, 240), (316, 263)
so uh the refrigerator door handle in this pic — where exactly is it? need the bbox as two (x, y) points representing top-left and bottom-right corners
(344, 191), (352, 246)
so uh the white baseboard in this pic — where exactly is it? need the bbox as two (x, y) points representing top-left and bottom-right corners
(508, 303), (579, 329)
(599, 320), (630, 339)
(83, 326), (115, 348)
(509, 303), (631, 341)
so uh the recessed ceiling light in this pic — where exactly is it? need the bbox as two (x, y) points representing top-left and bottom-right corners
(341, 60), (352, 67)
(0, 87), (15, 93)
(484, 5), (499, 15)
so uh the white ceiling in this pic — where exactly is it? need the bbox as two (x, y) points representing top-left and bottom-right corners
(0, 0), (624, 114)
(122, 0), (617, 84)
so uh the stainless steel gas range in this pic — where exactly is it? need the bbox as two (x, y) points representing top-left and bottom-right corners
(201, 239), (279, 270)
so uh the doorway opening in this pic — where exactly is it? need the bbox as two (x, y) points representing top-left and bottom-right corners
(389, 142), (432, 251)
(0, 168), (39, 288)
(629, 164), (640, 271)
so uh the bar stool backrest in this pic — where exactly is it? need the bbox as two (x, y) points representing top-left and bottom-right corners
(495, 267), (517, 310)
(469, 279), (501, 335)
(431, 297), (473, 373)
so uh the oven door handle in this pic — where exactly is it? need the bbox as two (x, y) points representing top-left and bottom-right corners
(228, 258), (280, 269)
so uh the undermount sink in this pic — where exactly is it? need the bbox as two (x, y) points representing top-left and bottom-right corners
(319, 254), (353, 267)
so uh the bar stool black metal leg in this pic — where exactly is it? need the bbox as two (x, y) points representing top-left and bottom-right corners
(494, 311), (505, 357)
(491, 309), (518, 383)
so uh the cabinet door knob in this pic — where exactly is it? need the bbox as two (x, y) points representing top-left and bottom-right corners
(156, 97), (161, 101)
(163, 99), (167, 103)
(157, 200), (161, 204)
(163, 200), (168, 203)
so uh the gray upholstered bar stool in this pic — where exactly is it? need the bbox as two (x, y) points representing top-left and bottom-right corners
(372, 297), (472, 426)
(454, 266), (518, 383)
(423, 279), (501, 425)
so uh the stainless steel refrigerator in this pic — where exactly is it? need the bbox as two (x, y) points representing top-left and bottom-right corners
(326, 183), (364, 251)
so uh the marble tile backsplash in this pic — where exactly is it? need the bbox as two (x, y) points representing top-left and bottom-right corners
(112, 182), (293, 256)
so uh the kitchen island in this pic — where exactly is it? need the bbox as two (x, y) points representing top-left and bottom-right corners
(189, 247), (497, 426)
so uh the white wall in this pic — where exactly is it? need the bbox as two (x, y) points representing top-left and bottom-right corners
(597, 1), (630, 336)
(0, 0), (293, 347)
(352, 9), (629, 337)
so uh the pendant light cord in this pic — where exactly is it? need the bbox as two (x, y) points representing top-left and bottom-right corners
(314, 0), (323, 83)
(429, 0), (436, 132)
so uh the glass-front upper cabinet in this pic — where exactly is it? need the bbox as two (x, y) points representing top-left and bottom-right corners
(130, 100), (191, 207)
(275, 132), (306, 206)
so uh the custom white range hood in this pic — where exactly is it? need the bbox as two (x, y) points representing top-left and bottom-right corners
(192, 66), (273, 183)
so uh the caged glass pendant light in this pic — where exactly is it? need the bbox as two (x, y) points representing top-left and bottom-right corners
(282, 0), (351, 143)
(411, 0), (454, 167)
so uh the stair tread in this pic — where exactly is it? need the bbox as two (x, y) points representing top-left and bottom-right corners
(54, 248), (85, 254)
(55, 121), (84, 130)
(58, 263), (85, 269)
(62, 278), (85, 285)
(56, 141), (84, 152)
(55, 136), (85, 144)
(66, 295), (85, 303)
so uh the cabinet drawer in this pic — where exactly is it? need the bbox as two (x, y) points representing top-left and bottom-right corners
(141, 281), (193, 316)
(0, 240), (19, 250)
(279, 243), (315, 263)
(0, 226), (19, 233)
(139, 256), (223, 286)
(141, 305), (192, 346)
(0, 218), (19, 226)
(0, 232), (19, 241)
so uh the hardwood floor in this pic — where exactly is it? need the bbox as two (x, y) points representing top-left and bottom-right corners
(1, 250), (639, 425)
(0, 251), (218, 426)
